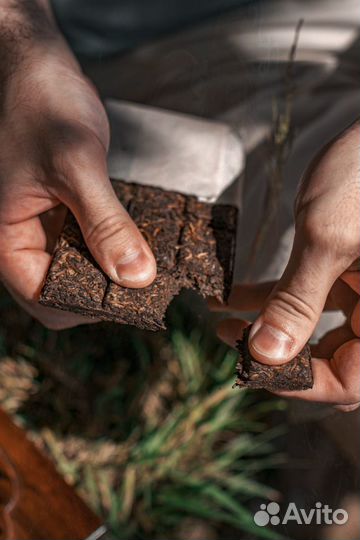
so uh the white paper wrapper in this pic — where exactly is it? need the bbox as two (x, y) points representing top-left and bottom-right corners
(106, 99), (245, 206)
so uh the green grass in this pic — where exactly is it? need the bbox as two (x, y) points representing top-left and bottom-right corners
(0, 288), (286, 539)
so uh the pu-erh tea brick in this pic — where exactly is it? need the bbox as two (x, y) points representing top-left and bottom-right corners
(39, 180), (237, 331)
(235, 325), (313, 391)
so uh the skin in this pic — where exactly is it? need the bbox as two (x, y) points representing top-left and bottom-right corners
(211, 121), (360, 410)
(0, 4), (359, 408)
(0, 0), (157, 330)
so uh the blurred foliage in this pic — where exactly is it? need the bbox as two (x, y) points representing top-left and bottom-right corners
(0, 287), (286, 539)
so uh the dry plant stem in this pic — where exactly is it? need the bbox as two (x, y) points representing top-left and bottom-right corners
(246, 19), (304, 278)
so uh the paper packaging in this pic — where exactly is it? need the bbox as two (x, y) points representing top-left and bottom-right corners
(105, 99), (245, 206)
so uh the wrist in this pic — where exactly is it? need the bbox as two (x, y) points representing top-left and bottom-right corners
(0, 0), (58, 37)
(0, 0), (77, 84)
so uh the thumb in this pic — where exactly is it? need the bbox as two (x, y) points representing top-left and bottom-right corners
(60, 144), (156, 288)
(249, 233), (348, 365)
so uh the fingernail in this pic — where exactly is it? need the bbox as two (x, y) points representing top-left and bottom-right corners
(249, 321), (294, 361)
(115, 249), (156, 286)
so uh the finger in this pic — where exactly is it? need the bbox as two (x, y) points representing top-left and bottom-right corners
(217, 317), (352, 368)
(39, 204), (68, 253)
(327, 277), (359, 316)
(7, 283), (98, 330)
(0, 217), (52, 299)
(334, 403), (360, 413)
(208, 282), (276, 313)
(311, 324), (355, 358)
(274, 339), (360, 405)
(248, 232), (350, 366)
(208, 279), (350, 314)
(351, 300), (360, 337)
(341, 271), (360, 294)
(56, 140), (156, 288)
(216, 318), (250, 348)
(0, 217), (98, 329)
(345, 257), (360, 273)
(218, 318), (353, 362)
(341, 272), (360, 336)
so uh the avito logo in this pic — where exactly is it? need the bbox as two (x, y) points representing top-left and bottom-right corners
(254, 501), (348, 527)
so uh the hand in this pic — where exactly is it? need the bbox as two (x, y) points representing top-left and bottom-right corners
(211, 120), (360, 409)
(0, 4), (156, 329)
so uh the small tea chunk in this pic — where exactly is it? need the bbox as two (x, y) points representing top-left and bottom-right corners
(235, 325), (313, 391)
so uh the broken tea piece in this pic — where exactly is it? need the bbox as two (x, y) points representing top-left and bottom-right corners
(235, 325), (313, 391)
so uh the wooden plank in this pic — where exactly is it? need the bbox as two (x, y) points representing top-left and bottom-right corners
(0, 408), (101, 540)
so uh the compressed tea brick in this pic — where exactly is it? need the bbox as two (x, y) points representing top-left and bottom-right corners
(128, 184), (186, 272)
(178, 199), (236, 296)
(235, 325), (313, 391)
(39, 180), (237, 331)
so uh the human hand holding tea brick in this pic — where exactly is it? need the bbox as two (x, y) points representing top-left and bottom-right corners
(0, 0), (156, 330)
(213, 120), (360, 409)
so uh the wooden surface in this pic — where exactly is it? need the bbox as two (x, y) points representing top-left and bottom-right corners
(0, 408), (101, 540)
